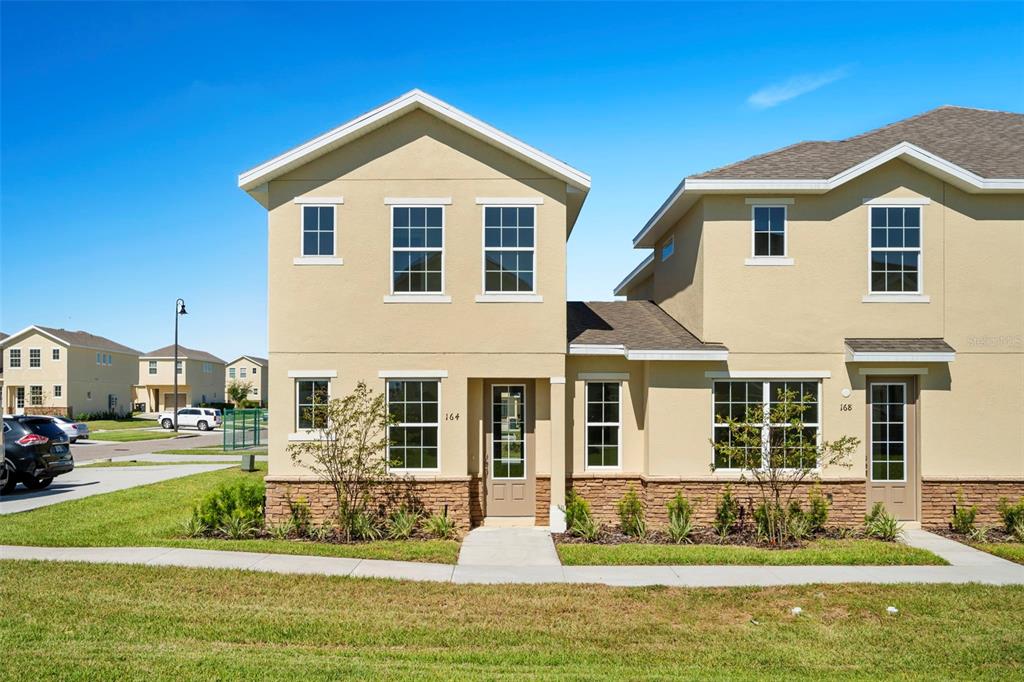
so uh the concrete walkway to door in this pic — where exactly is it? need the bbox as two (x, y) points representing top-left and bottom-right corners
(457, 527), (561, 567)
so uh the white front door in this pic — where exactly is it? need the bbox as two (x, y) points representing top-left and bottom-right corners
(14, 387), (25, 415)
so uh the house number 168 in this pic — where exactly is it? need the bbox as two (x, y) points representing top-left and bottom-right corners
(839, 404), (853, 412)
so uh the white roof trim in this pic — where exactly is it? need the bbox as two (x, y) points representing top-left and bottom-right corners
(4, 325), (70, 349)
(229, 356), (267, 367)
(633, 141), (1024, 248)
(238, 89), (591, 192)
(568, 344), (626, 356)
(568, 343), (728, 361)
(844, 345), (956, 363)
(377, 370), (449, 378)
(613, 252), (655, 296)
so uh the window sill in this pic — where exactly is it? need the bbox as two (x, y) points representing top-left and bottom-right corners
(293, 256), (343, 266)
(474, 294), (543, 303)
(744, 257), (794, 266)
(287, 431), (322, 442)
(383, 295), (452, 304)
(861, 294), (930, 304)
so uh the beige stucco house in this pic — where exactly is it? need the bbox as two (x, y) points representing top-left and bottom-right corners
(2, 325), (140, 417)
(241, 92), (1022, 531)
(134, 345), (227, 411)
(226, 355), (268, 405)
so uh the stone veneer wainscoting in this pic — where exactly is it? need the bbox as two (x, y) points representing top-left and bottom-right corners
(921, 480), (1024, 527)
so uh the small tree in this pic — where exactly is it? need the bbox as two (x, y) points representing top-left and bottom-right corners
(286, 381), (396, 541)
(710, 388), (859, 544)
(227, 380), (254, 407)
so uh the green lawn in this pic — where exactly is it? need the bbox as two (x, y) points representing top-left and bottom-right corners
(156, 446), (267, 456)
(1, 562), (1022, 680)
(978, 543), (1024, 565)
(88, 430), (180, 442)
(80, 460), (231, 468)
(84, 418), (159, 431)
(557, 539), (946, 566)
(0, 465), (459, 564)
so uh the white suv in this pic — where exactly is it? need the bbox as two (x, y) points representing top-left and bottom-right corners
(158, 407), (222, 431)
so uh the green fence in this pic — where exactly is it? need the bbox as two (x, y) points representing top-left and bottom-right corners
(222, 408), (267, 451)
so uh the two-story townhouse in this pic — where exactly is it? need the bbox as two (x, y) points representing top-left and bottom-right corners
(0, 331), (8, 396)
(135, 345), (227, 411)
(226, 355), (269, 405)
(2, 325), (140, 417)
(611, 106), (1023, 525)
(240, 90), (590, 530)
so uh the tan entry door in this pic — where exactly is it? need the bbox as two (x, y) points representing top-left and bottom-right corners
(866, 378), (919, 521)
(485, 383), (535, 517)
(163, 393), (187, 410)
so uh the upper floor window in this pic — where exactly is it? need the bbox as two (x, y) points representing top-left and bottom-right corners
(586, 382), (621, 469)
(203, 362), (212, 374)
(175, 360), (182, 375)
(392, 206), (443, 294)
(713, 380), (819, 470)
(97, 352), (101, 365)
(52, 348), (60, 361)
(870, 207), (921, 294)
(240, 367), (247, 378)
(661, 235), (675, 261)
(149, 360), (158, 375)
(302, 206), (335, 257)
(9, 349), (21, 368)
(252, 367), (258, 374)
(752, 206), (786, 257)
(229, 367), (236, 379)
(484, 206), (534, 293)
(29, 349), (41, 368)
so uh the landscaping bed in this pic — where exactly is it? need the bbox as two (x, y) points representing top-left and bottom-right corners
(926, 494), (1024, 565)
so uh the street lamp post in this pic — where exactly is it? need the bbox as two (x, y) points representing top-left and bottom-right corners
(173, 298), (188, 432)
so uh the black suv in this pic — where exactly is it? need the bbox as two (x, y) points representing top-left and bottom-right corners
(2, 416), (74, 494)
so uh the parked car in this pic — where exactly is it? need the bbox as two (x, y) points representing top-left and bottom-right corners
(158, 407), (222, 431)
(2, 415), (74, 494)
(49, 416), (90, 443)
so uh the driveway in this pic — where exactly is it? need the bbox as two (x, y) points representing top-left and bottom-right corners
(0, 463), (232, 515)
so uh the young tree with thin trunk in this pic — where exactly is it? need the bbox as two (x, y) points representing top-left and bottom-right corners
(227, 380), (253, 407)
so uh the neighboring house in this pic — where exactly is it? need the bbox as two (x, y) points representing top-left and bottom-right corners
(0, 331), (8, 395)
(134, 345), (227, 411)
(241, 92), (1022, 532)
(225, 355), (269, 405)
(2, 325), (140, 417)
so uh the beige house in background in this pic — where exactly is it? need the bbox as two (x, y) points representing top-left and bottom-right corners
(0, 331), (8, 395)
(2, 325), (140, 417)
(226, 355), (268, 405)
(134, 345), (227, 411)
(241, 91), (1022, 531)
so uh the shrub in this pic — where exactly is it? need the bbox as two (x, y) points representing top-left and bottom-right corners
(967, 525), (992, 543)
(997, 497), (1024, 534)
(178, 515), (208, 538)
(425, 512), (457, 540)
(951, 489), (977, 535)
(218, 509), (260, 539)
(617, 487), (646, 537)
(350, 510), (383, 541)
(1012, 518), (1024, 543)
(713, 484), (740, 538)
(269, 518), (296, 540)
(563, 490), (594, 536)
(666, 494), (695, 544)
(806, 483), (830, 532)
(308, 520), (334, 542)
(787, 513), (812, 542)
(194, 479), (264, 530)
(387, 508), (420, 540)
(865, 502), (902, 541)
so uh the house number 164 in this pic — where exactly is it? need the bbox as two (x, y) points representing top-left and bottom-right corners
(445, 413), (460, 421)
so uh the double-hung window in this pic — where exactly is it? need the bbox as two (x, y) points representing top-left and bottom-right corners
(54, 385), (62, 398)
(752, 206), (786, 257)
(484, 206), (535, 293)
(228, 367), (236, 379)
(296, 379), (329, 430)
(175, 360), (182, 375)
(29, 385), (43, 406)
(240, 367), (247, 379)
(387, 379), (439, 470)
(9, 349), (21, 368)
(302, 206), (335, 257)
(391, 206), (443, 294)
(585, 382), (621, 468)
(713, 380), (819, 470)
(870, 206), (921, 293)
(52, 348), (60, 361)
(29, 349), (41, 368)
(149, 361), (158, 375)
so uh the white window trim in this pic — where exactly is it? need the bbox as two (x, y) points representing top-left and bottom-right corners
(745, 197), (795, 205)
(300, 204), (338, 259)
(52, 348), (61, 361)
(661, 235), (674, 261)
(481, 204), (538, 296)
(705, 370), (831, 379)
(386, 378), (442, 474)
(9, 348), (21, 368)
(53, 384), (62, 398)
(749, 204), (790, 262)
(29, 384), (44, 406)
(711, 379), (821, 473)
(149, 361), (158, 375)
(378, 370), (448, 378)
(293, 256), (343, 266)
(868, 381), (908, 483)
(867, 204), (924, 297)
(384, 197), (452, 205)
(862, 196), (930, 206)
(293, 195), (344, 205)
(28, 348), (41, 369)
(293, 377), (332, 438)
(584, 381), (623, 471)
(389, 204), (446, 297)
(475, 197), (544, 205)
(287, 369), (338, 378)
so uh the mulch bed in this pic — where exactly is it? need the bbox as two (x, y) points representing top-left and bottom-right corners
(553, 525), (866, 550)
(926, 525), (1020, 544)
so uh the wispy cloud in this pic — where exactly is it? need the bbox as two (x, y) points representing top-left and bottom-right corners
(747, 66), (850, 109)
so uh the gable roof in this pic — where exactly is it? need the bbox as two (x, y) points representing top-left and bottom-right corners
(238, 89), (591, 195)
(228, 355), (268, 366)
(568, 301), (727, 361)
(142, 345), (226, 364)
(632, 106), (1024, 249)
(3, 325), (140, 355)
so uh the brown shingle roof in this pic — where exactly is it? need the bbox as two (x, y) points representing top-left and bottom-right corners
(231, 355), (268, 366)
(696, 106), (1024, 180)
(143, 345), (226, 364)
(845, 338), (956, 354)
(568, 301), (725, 352)
(36, 326), (140, 355)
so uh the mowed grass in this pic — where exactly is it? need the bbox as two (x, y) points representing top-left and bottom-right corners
(84, 418), (159, 431)
(0, 465), (459, 564)
(156, 446), (268, 456)
(88, 430), (180, 442)
(978, 543), (1024, 565)
(1, 561), (1022, 680)
(79, 460), (231, 468)
(557, 539), (946, 566)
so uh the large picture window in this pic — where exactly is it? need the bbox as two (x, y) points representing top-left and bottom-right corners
(586, 382), (621, 468)
(302, 206), (335, 257)
(392, 206), (443, 294)
(484, 206), (535, 293)
(870, 206), (921, 293)
(387, 380), (439, 470)
(295, 379), (329, 430)
(713, 380), (819, 470)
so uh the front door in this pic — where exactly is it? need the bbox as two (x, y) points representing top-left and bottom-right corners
(866, 378), (919, 521)
(485, 382), (535, 517)
(14, 387), (25, 415)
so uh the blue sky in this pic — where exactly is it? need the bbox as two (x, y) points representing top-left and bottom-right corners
(2, 2), (1022, 360)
